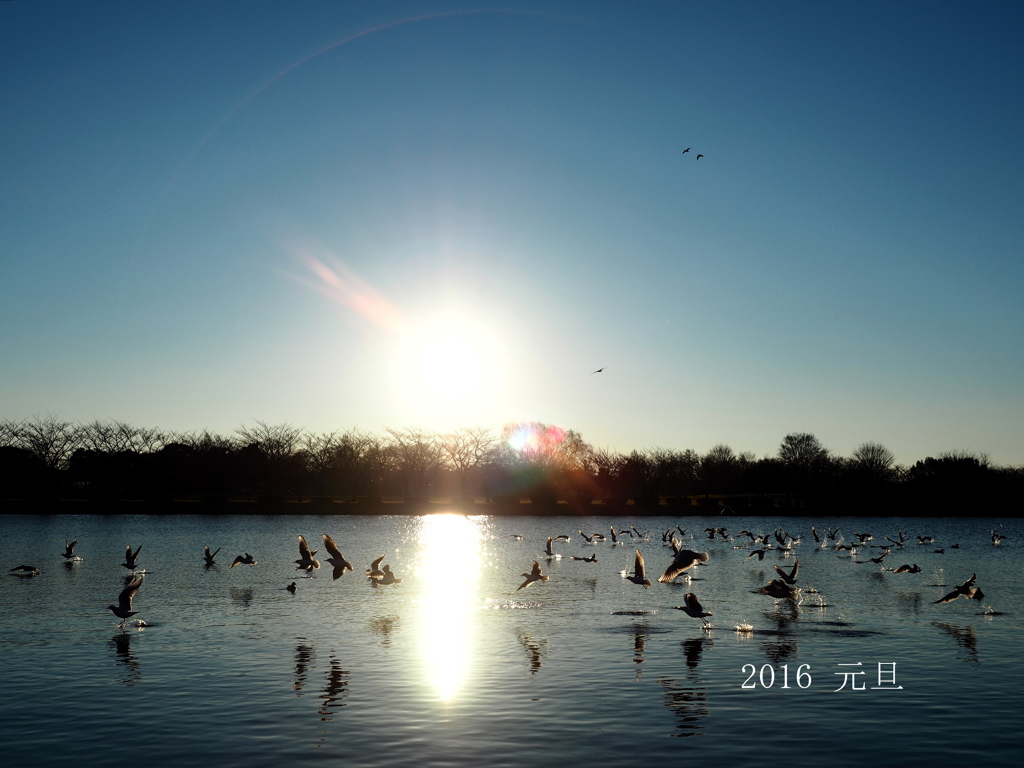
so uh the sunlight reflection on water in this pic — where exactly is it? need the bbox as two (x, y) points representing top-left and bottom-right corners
(415, 513), (485, 702)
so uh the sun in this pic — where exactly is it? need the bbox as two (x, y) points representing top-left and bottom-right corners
(417, 332), (481, 400)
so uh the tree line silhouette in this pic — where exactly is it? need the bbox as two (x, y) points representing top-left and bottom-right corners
(1, 415), (1020, 515)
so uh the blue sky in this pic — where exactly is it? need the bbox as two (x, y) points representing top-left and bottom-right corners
(2, 1), (1023, 465)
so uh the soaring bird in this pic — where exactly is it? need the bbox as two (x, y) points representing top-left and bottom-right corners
(745, 549), (767, 561)
(295, 535), (320, 572)
(658, 549), (709, 583)
(108, 576), (143, 628)
(773, 559), (799, 585)
(696, 154), (704, 160)
(203, 546), (221, 566)
(591, 367), (606, 374)
(856, 549), (891, 565)
(626, 549), (652, 589)
(681, 147), (691, 155)
(674, 592), (712, 626)
(321, 534), (354, 579)
(122, 544), (142, 571)
(10, 565), (40, 576)
(62, 539), (78, 560)
(230, 553), (257, 568)
(366, 555), (386, 580)
(934, 573), (985, 604)
(512, 560), (548, 594)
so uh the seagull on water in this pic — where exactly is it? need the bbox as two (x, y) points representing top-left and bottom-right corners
(571, 554), (598, 562)
(122, 544), (142, 571)
(752, 579), (801, 603)
(286, 581), (297, 594)
(108, 576), (144, 628)
(203, 546), (221, 566)
(512, 560), (548, 594)
(295, 535), (320, 572)
(230, 553), (257, 568)
(893, 564), (922, 573)
(674, 592), (712, 627)
(626, 549), (652, 589)
(10, 564), (40, 576)
(321, 534), (354, 579)
(658, 549), (709, 583)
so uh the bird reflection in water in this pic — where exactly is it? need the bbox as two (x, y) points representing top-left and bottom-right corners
(657, 677), (709, 738)
(933, 622), (980, 663)
(417, 514), (485, 702)
(632, 622), (649, 678)
(108, 632), (141, 686)
(516, 631), (547, 675)
(369, 615), (400, 647)
(318, 654), (350, 721)
(681, 637), (711, 670)
(293, 639), (316, 694)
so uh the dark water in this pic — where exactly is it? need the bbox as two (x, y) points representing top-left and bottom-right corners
(1, 513), (1020, 767)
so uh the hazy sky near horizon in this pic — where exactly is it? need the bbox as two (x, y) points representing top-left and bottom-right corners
(2, 1), (1023, 465)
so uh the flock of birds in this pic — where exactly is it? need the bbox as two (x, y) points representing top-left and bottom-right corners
(7, 523), (1007, 630)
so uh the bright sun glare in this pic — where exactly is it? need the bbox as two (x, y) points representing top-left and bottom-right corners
(416, 513), (485, 702)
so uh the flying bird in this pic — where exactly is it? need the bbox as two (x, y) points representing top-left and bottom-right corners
(512, 560), (548, 594)
(681, 147), (691, 154)
(893, 564), (922, 574)
(745, 549), (767, 561)
(658, 549), (709, 583)
(203, 546), (221, 566)
(62, 539), (78, 560)
(366, 555), (386, 580)
(121, 544), (142, 571)
(696, 154), (704, 160)
(377, 564), (402, 587)
(108, 576), (144, 628)
(752, 579), (801, 603)
(295, 535), (320, 572)
(674, 592), (712, 626)
(773, 559), (799, 585)
(625, 549), (652, 589)
(10, 564), (40, 577)
(230, 553), (257, 568)
(591, 367), (605, 374)
(934, 573), (985, 604)
(322, 534), (354, 579)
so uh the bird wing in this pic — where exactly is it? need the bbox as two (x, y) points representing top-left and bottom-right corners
(934, 589), (962, 604)
(530, 560), (543, 578)
(230, 555), (244, 568)
(370, 555), (385, 571)
(119, 576), (143, 610)
(298, 535), (314, 559)
(634, 549), (646, 580)
(66, 539), (77, 555)
(322, 533), (343, 559)
(959, 573), (977, 589)
(684, 592), (704, 613)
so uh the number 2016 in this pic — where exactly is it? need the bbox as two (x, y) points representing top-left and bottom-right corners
(741, 663), (812, 689)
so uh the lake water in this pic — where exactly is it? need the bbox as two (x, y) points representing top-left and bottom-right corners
(1, 513), (1020, 767)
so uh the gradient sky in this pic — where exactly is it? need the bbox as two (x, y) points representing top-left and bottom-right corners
(2, 1), (1023, 466)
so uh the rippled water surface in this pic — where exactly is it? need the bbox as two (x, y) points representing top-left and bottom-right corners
(1, 513), (1020, 767)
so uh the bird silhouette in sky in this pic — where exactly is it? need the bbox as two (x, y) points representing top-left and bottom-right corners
(591, 367), (605, 374)
(696, 154), (704, 160)
(681, 147), (691, 154)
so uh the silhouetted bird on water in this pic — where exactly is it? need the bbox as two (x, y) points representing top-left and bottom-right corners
(286, 582), (297, 594)
(626, 549), (652, 589)
(122, 544), (142, 571)
(659, 549), (709, 583)
(230, 553), (257, 568)
(10, 565), (40, 576)
(752, 579), (801, 603)
(108, 576), (143, 629)
(321, 534), (353, 579)
(377, 564), (402, 587)
(295, 535), (320, 572)
(935, 573), (984, 604)
(674, 592), (712, 627)
(571, 554), (598, 562)
(203, 546), (221, 566)
(512, 561), (548, 594)
(894, 564), (922, 573)
(62, 539), (78, 560)
(745, 549), (767, 561)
